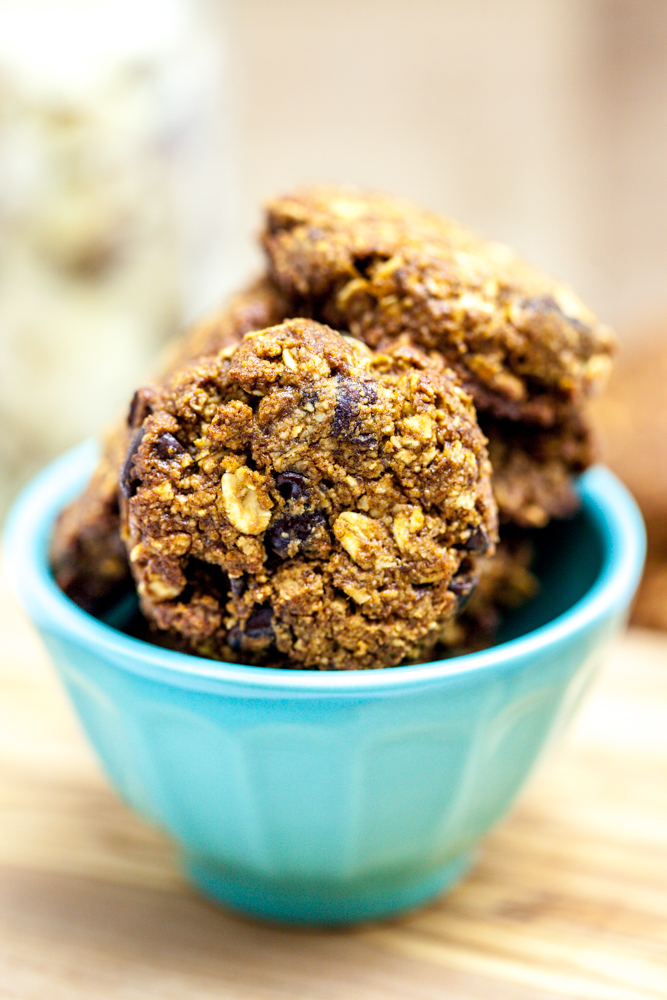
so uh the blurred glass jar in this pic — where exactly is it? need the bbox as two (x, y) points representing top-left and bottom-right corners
(0, 0), (237, 513)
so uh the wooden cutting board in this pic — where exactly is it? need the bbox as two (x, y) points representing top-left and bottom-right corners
(1, 572), (666, 1000)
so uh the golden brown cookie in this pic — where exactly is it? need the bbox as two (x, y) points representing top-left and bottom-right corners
(482, 412), (594, 528)
(120, 319), (497, 670)
(262, 186), (614, 427)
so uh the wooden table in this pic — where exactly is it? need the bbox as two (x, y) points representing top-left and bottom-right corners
(1, 572), (666, 1000)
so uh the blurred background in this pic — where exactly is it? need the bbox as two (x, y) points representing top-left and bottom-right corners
(2, 1), (667, 565)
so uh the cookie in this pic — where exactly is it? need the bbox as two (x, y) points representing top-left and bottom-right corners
(483, 412), (594, 528)
(262, 186), (614, 427)
(120, 319), (497, 670)
(50, 277), (291, 613)
(49, 424), (132, 615)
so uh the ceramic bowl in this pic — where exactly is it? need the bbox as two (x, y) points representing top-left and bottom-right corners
(4, 441), (645, 925)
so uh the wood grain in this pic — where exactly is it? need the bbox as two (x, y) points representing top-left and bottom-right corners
(1, 570), (666, 1000)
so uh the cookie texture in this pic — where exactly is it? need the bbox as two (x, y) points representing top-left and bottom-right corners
(262, 186), (614, 426)
(120, 319), (497, 669)
(483, 412), (594, 528)
(50, 278), (291, 613)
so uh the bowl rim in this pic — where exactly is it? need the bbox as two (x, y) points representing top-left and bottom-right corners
(3, 440), (646, 694)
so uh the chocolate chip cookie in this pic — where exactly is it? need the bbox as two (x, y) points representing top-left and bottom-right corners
(262, 186), (614, 427)
(120, 319), (497, 669)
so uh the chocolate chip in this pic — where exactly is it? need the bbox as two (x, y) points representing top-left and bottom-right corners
(227, 605), (274, 654)
(229, 575), (247, 598)
(120, 427), (145, 499)
(448, 570), (478, 613)
(458, 526), (491, 553)
(353, 433), (378, 449)
(276, 471), (308, 502)
(154, 432), (186, 461)
(300, 388), (319, 408)
(332, 378), (357, 437)
(226, 626), (244, 652)
(245, 605), (273, 638)
(267, 512), (327, 557)
(332, 376), (378, 440)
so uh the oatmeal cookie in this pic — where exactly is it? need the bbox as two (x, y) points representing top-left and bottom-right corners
(49, 425), (132, 615)
(120, 319), (497, 670)
(483, 412), (594, 528)
(50, 277), (291, 613)
(262, 186), (614, 426)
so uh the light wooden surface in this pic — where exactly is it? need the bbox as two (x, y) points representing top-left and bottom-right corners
(1, 572), (667, 1000)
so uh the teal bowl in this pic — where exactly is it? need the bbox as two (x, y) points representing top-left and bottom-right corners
(4, 442), (645, 925)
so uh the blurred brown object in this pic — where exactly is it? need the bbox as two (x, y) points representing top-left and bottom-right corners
(591, 329), (667, 629)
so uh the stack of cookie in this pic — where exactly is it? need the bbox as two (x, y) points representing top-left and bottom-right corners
(51, 187), (614, 669)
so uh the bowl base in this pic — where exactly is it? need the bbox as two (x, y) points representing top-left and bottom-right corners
(184, 851), (473, 926)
